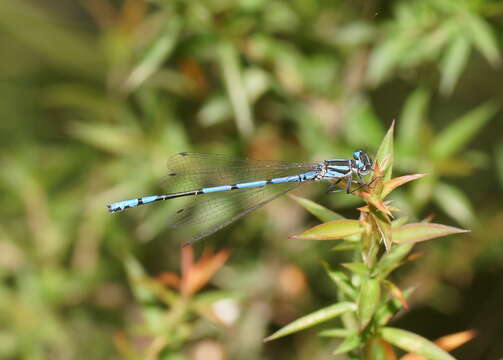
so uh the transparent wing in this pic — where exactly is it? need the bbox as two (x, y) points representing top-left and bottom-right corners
(167, 181), (306, 246)
(161, 152), (319, 192)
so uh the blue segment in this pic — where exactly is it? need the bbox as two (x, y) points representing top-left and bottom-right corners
(202, 185), (232, 193)
(323, 169), (348, 179)
(271, 175), (300, 184)
(109, 199), (139, 212)
(141, 195), (159, 204)
(300, 171), (318, 181)
(333, 165), (350, 172)
(236, 180), (267, 189)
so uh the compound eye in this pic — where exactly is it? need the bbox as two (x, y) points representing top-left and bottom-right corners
(353, 150), (363, 161)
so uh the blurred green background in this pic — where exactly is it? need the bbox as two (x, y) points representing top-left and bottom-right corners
(1, 0), (503, 359)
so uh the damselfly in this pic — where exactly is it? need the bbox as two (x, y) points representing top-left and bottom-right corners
(107, 150), (373, 245)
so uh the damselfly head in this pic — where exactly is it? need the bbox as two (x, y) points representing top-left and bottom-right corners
(353, 150), (373, 176)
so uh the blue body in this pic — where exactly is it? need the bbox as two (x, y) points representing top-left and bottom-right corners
(107, 171), (321, 213)
(107, 150), (373, 245)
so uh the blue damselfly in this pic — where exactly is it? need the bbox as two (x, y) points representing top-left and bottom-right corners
(107, 150), (373, 245)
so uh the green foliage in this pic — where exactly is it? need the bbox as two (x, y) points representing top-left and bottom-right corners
(0, 0), (501, 358)
(267, 125), (469, 357)
(366, 0), (500, 95)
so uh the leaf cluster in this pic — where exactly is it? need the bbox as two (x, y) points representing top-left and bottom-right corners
(267, 124), (469, 359)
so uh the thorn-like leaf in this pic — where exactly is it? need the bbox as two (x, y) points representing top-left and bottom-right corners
(382, 174), (427, 198)
(383, 280), (409, 310)
(290, 219), (364, 240)
(381, 327), (456, 360)
(125, 19), (181, 91)
(433, 330), (477, 353)
(465, 14), (501, 66)
(375, 243), (414, 278)
(392, 223), (469, 244)
(319, 328), (352, 338)
(375, 288), (415, 327)
(264, 302), (356, 342)
(322, 261), (357, 299)
(375, 120), (395, 181)
(333, 332), (362, 355)
(398, 88), (429, 158)
(439, 35), (470, 96)
(290, 194), (344, 222)
(358, 277), (381, 329)
(401, 330), (476, 359)
(181, 247), (231, 297)
(342, 262), (370, 277)
(433, 182), (476, 227)
(430, 102), (498, 160)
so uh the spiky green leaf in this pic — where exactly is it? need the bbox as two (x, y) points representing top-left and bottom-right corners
(375, 121), (394, 181)
(465, 14), (500, 66)
(291, 220), (364, 240)
(392, 223), (469, 244)
(431, 102), (498, 160)
(398, 88), (429, 158)
(381, 327), (456, 360)
(290, 194), (344, 222)
(439, 35), (470, 96)
(433, 182), (476, 227)
(375, 288), (415, 326)
(333, 332), (362, 355)
(382, 174), (427, 198)
(264, 302), (356, 341)
(322, 262), (357, 299)
(374, 243), (414, 278)
(357, 278), (381, 329)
